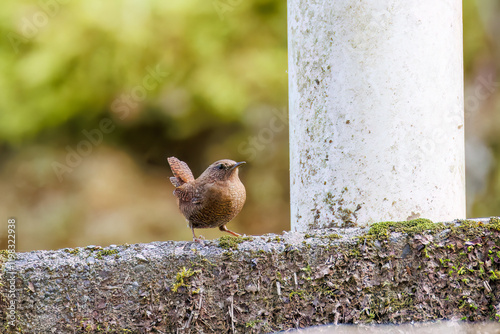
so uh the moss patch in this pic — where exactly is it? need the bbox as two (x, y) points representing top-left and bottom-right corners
(366, 218), (445, 239)
(218, 235), (253, 250)
(95, 249), (119, 260)
(63, 248), (80, 255)
(323, 233), (342, 241)
(172, 267), (201, 293)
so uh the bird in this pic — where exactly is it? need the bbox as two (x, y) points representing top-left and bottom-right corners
(167, 156), (246, 241)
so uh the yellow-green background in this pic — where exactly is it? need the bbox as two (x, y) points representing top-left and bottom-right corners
(0, 0), (498, 252)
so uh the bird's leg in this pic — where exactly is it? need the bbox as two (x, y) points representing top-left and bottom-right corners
(191, 226), (204, 244)
(219, 225), (241, 237)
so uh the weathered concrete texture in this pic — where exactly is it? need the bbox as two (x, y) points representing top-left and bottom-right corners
(289, 0), (465, 229)
(2, 218), (500, 333)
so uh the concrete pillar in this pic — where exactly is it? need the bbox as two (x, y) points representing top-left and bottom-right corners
(289, 0), (465, 231)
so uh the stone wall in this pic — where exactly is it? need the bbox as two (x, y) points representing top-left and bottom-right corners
(1, 218), (500, 333)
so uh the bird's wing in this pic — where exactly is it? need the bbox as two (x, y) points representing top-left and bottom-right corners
(173, 183), (204, 204)
(167, 157), (195, 186)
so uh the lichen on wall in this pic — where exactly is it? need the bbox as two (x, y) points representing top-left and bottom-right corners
(1, 218), (500, 333)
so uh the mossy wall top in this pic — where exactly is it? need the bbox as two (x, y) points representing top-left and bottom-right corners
(1, 218), (500, 333)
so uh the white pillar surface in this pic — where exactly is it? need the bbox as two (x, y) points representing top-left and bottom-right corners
(289, 0), (465, 230)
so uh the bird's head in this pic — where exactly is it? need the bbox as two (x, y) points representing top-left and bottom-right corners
(201, 159), (246, 181)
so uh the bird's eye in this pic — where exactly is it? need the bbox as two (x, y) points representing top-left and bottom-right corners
(218, 164), (225, 170)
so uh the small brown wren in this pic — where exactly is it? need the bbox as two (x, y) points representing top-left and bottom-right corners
(167, 157), (246, 241)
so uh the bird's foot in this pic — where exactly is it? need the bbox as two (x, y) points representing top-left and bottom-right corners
(193, 235), (205, 245)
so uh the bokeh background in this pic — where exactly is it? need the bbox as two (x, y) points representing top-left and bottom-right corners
(0, 0), (498, 252)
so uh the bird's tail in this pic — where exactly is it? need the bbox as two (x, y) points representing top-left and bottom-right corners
(167, 157), (195, 187)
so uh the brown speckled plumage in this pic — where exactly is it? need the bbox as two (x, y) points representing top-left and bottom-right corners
(167, 157), (246, 240)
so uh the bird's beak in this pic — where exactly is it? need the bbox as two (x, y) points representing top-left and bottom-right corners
(230, 161), (246, 170)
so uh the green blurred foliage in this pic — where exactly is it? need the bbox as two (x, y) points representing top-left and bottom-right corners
(463, 0), (500, 217)
(0, 0), (498, 251)
(0, 0), (286, 144)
